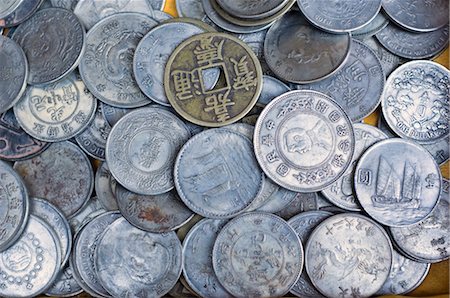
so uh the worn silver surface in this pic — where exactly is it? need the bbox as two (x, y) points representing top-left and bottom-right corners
(257, 185), (297, 213)
(275, 192), (320, 219)
(212, 212), (303, 297)
(176, 0), (205, 20)
(217, 0), (287, 19)
(68, 197), (106, 234)
(246, 175), (276, 211)
(254, 90), (355, 192)
(305, 213), (392, 298)
(381, 60), (449, 144)
(422, 136), (450, 166)
(257, 75), (290, 107)
(354, 138), (441, 227)
(0, 215), (61, 298)
(79, 13), (158, 108)
(352, 12), (389, 40)
(106, 107), (191, 195)
(362, 36), (406, 77)
(148, 0), (165, 10)
(236, 29), (272, 75)
(50, 0), (78, 10)
(12, 8), (84, 84)
(151, 9), (172, 21)
(175, 128), (263, 218)
(14, 141), (94, 218)
(100, 102), (130, 127)
(224, 123), (254, 140)
(94, 162), (119, 211)
(0, 0), (22, 19)
(322, 124), (387, 211)
(0, 0), (43, 28)
(45, 264), (83, 297)
(95, 217), (182, 297)
(14, 72), (97, 142)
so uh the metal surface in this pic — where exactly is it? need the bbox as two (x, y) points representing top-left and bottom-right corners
(94, 162), (119, 211)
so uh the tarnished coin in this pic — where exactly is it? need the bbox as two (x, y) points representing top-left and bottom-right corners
(175, 128), (263, 218)
(0, 160), (29, 252)
(322, 124), (387, 211)
(381, 60), (449, 144)
(389, 178), (449, 263)
(100, 102), (130, 127)
(95, 162), (119, 211)
(354, 138), (441, 227)
(45, 264), (83, 297)
(305, 213), (392, 298)
(14, 72), (97, 142)
(0, 0), (43, 28)
(80, 13), (158, 108)
(106, 107), (191, 195)
(14, 141), (94, 218)
(382, 0), (449, 32)
(275, 192), (320, 220)
(257, 75), (290, 107)
(362, 36), (407, 77)
(30, 198), (72, 267)
(176, 0), (206, 20)
(165, 32), (262, 127)
(264, 11), (351, 83)
(257, 185), (297, 213)
(212, 212), (303, 297)
(68, 197), (106, 233)
(0, 109), (49, 161)
(352, 12), (389, 40)
(217, 0), (287, 19)
(0, 36), (27, 113)
(0, 215), (61, 298)
(12, 8), (84, 84)
(95, 217), (182, 297)
(254, 90), (355, 192)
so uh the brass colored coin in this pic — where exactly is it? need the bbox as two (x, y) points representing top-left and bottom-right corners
(162, 17), (218, 32)
(165, 32), (262, 127)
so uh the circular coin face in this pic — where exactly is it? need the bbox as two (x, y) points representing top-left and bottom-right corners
(254, 90), (355, 192)
(165, 32), (262, 127)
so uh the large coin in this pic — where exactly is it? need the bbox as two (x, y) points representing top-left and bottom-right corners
(0, 0), (43, 28)
(257, 75), (290, 107)
(94, 162), (119, 211)
(254, 90), (355, 192)
(264, 11), (351, 83)
(381, 60), (449, 144)
(95, 217), (182, 297)
(79, 13), (158, 108)
(12, 8), (84, 84)
(165, 32), (262, 127)
(354, 138), (441, 227)
(14, 141), (94, 218)
(212, 212), (303, 297)
(106, 107), (191, 195)
(216, 0), (287, 19)
(174, 128), (263, 218)
(305, 213), (392, 297)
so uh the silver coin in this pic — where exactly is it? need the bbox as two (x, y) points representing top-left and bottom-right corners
(305, 213), (392, 298)
(50, 0), (78, 10)
(176, 0), (205, 20)
(257, 185), (297, 213)
(212, 212), (303, 297)
(0, 36), (27, 114)
(287, 211), (333, 298)
(68, 196), (106, 234)
(151, 9), (172, 21)
(14, 141), (94, 218)
(0, 215), (61, 297)
(95, 162), (119, 211)
(75, 102), (111, 160)
(0, 0), (22, 19)
(95, 217), (182, 297)
(376, 23), (449, 60)
(30, 198), (72, 267)
(106, 107), (191, 195)
(257, 75), (290, 107)
(352, 12), (389, 40)
(381, 60), (449, 144)
(175, 128), (263, 218)
(389, 178), (449, 263)
(354, 138), (441, 227)
(100, 102), (130, 127)
(0, 160), (29, 252)
(0, 0), (43, 28)
(79, 13), (158, 108)
(382, 0), (449, 32)
(12, 8), (84, 84)
(322, 123), (387, 211)
(14, 72), (97, 142)
(254, 90), (355, 192)
(362, 36), (407, 77)
(217, 0), (287, 19)
(45, 264), (83, 297)
(236, 29), (273, 75)
(264, 11), (351, 83)
(275, 192), (320, 220)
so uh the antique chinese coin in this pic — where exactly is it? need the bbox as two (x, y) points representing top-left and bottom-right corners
(305, 213), (392, 298)
(254, 90), (355, 192)
(94, 162), (119, 211)
(165, 32), (262, 127)
(212, 212), (303, 297)
(257, 75), (290, 107)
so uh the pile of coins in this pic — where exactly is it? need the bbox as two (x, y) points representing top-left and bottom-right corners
(0, 0), (448, 297)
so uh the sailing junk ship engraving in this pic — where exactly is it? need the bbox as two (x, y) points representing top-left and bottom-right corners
(371, 156), (421, 209)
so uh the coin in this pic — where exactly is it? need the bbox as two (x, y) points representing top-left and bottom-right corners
(362, 36), (407, 77)
(68, 196), (106, 234)
(0, 0), (43, 28)
(352, 12), (389, 40)
(212, 212), (303, 297)
(264, 11), (351, 83)
(257, 185), (297, 213)
(0, 215), (61, 297)
(45, 264), (83, 297)
(14, 72), (97, 142)
(12, 8), (84, 84)
(79, 13), (158, 108)
(51, 0), (78, 10)
(217, 0), (287, 19)
(95, 217), (183, 297)
(254, 90), (355, 192)
(175, 128), (263, 218)
(0, 160), (29, 252)
(305, 213), (392, 298)
(275, 192), (320, 220)
(106, 107), (191, 195)
(381, 60), (449, 144)
(176, 0), (206, 20)
(256, 75), (290, 107)
(94, 162), (119, 211)
(14, 141), (94, 218)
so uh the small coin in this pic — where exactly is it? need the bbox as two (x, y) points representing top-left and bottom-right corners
(257, 75), (290, 107)
(0, 0), (43, 28)
(100, 102), (130, 127)
(212, 212), (303, 297)
(362, 36), (407, 77)
(95, 217), (182, 297)
(256, 185), (297, 213)
(381, 60), (449, 144)
(14, 141), (94, 218)
(352, 12), (389, 40)
(68, 196), (106, 234)
(254, 90), (355, 192)
(45, 264), (83, 297)
(50, 0), (78, 10)
(176, 0), (206, 20)
(275, 192), (320, 220)
(217, 0), (287, 19)
(94, 162), (119, 211)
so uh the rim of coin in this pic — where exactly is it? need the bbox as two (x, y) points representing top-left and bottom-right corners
(216, 0), (289, 20)
(0, 0), (44, 28)
(162, 17), (218, 32)
(45, 264), (84, 297)
(0, 0), (23, 19)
